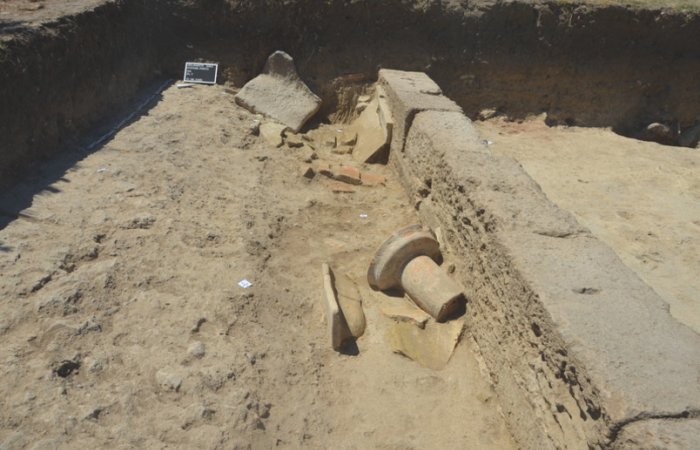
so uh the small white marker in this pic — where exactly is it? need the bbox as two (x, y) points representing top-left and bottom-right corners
(238, 279), (252, 289)
(359, 214), (368, 218)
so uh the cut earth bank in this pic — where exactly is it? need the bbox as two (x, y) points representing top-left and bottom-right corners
(1, 0), (700, 449)
(3, 0), (700, 187)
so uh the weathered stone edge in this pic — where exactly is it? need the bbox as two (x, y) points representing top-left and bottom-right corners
(380, 70), (700, 449)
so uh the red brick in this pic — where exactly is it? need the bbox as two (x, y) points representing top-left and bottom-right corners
(329, 182), (356, 194)
(361, 172), (387, 186)
(335, 165), (362, 185)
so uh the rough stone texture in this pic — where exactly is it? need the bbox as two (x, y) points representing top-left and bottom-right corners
(332, 272), (366, 339)
(156, 369), (183, 392)
(612, 418), (700, 450)
(235, 51), (321, 132)
(376, 86), (394, 145)
(259, 121), (287, 147)
(321, 263), (353, 350)
(378, 297), (431, 329)
(377, 69), (461, 152)
(351, 96), (391, 164)
(387, 316), (465, 371)
(383, 70), (700, 449)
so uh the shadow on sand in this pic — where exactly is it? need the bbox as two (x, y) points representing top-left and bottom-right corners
(0, 79), (173, 231)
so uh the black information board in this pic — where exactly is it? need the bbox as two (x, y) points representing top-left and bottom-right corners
(183, 62), (218, 85)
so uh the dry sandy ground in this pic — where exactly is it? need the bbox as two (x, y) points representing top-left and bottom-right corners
(0, 83), (516, 449)
(478, 117), (700, 334)
(0, 0), (107, 34)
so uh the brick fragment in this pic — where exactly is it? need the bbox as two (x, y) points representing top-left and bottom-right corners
(335, 166), (362, 185)
(360, 172), (386, 186)
(329, 182), (356, 194)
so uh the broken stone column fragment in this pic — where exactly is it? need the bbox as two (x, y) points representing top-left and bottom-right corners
(235, 51), (321, 132)
(368, 224), (465, 321)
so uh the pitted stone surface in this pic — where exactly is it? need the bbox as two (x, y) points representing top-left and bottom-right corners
(378, 69), (461, 151)
(381, 69), (700, 449)
(407, 109), (700, 422)
(235, 51), (321, 132)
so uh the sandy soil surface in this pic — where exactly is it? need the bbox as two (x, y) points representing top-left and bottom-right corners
(0, 83), (515, 449)
(0, 0), (107, 35)
(478, 117), (700, 334)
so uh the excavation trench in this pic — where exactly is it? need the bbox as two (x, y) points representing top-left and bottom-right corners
(1, 1), (699, 449)
(3, 0), (700, 188)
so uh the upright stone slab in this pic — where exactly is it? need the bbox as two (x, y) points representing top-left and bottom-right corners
(235, 51), (321, 132)
(321, 263), (352, 350)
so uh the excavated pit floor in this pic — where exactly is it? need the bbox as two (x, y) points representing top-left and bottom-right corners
(0, 83), (517, 449)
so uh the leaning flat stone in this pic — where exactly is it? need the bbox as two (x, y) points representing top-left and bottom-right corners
(388, 317), (465, 370)
(332, 271), (366, 338)
(235, 51), (321, 132)
(322, 263), (353, 350)
(351, 95), (390, 164)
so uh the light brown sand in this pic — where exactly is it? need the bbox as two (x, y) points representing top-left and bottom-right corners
(0, 83), (515, 449)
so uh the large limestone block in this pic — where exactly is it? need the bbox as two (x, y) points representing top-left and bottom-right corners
(236, 51), (321, 132)
(401, 107), (700, 445)
(378, 69), (461, 151)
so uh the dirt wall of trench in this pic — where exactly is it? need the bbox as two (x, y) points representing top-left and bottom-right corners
(174, 0), (700, 131)
(2, 0), (700, 188)
(0, 0), (173, 189)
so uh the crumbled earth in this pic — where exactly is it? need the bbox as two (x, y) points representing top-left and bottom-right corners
(0, 84), (516, 449)
(478, 116), (700, 334)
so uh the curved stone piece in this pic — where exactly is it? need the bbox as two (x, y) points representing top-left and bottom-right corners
(367, 224), (441, 291)
(321, 263), (352, 350)
(235, 51), (321, 132)
(332, 271), (366, 339)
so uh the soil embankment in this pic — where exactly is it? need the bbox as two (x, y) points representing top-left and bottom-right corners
(0, 0), (171, 188)
(2, 0), (700, 186)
